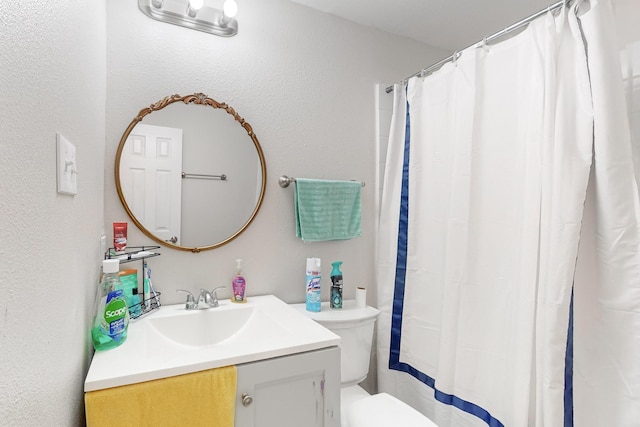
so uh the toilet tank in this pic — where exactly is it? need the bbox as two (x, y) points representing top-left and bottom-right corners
(292, 300), (380, 387)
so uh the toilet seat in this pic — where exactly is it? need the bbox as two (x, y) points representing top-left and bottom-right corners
(346, 392), (438, 427)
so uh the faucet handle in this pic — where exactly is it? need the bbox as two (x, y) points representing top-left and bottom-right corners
(210, 285), (226, 295)
(176, 289), (197, 310)
(209, 286), (226, 307)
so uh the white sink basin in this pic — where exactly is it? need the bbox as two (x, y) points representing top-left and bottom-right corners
(147, 304), (255, 347)
(84, 295), (341, 392)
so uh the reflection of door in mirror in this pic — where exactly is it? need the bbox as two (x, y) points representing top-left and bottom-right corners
(120, 123), (183, 245)
(145, 102), (261, 248)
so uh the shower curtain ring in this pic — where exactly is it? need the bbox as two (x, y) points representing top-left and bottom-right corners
(482, 37), (490, 52)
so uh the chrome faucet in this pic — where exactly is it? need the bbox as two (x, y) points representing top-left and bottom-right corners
(176, 286), (226, 310)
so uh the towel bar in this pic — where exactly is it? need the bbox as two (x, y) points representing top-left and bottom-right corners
(182, 172), (227, 180)
(278, 175), (365, 188)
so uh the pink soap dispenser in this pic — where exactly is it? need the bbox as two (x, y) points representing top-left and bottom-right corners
(231, 258), (247, 303)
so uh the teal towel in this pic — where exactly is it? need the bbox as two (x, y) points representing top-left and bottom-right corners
(294, 179), (362, 242)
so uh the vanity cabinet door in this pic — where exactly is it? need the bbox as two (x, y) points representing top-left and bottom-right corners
(235, 346), (340, 427)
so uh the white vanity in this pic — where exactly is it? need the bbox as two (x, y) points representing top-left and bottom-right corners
(235, 346), (340, 426)
(84, 295), (341, 427)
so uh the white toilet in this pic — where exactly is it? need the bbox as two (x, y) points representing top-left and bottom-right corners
(293, 300), (438, 427)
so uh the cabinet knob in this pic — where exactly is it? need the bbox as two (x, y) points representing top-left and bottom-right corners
(241, 393), (253, 407)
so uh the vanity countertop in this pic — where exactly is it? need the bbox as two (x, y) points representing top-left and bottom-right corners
(84, 294), (340, 392)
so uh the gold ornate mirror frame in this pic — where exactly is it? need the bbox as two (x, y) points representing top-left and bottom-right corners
(115, 93), (267, 253)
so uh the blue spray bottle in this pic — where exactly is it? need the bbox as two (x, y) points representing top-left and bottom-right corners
(330, 261), (343, 309)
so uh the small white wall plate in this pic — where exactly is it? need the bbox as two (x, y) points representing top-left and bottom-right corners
(56, 132), (78, 195)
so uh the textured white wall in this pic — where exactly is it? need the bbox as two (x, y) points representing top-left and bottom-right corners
(104, 0), (446, 310)
(0, 1), (106, 426)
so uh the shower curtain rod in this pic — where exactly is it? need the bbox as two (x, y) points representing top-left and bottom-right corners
(385, 0), (570, 93)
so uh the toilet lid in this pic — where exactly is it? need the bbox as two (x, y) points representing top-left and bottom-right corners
(291, 300), (380, 324)
(346, 393), (438, 427)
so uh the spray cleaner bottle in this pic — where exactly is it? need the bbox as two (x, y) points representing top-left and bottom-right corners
(306, 258), (321, 312)
(330, 261), (343, 309)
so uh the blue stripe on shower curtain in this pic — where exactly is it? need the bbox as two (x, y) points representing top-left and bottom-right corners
(388, 97), (503, 427)
(388, 99), (411, 370)
(564, 290), (574, 427)
(388, 94), (575, 427)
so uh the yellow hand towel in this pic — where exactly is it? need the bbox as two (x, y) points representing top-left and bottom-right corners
(85, 365), (237, 427)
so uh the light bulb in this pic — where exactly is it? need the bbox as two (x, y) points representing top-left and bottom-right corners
(186, 0), (204, 17)
(223, 0), (238, 18)
(189, 0), (204, 10)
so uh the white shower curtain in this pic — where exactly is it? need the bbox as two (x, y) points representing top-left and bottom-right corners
(376, 1), (640, 426)
(573, 0), (640, 425)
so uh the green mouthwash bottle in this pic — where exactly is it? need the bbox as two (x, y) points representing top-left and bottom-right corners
(91, 259), (130, 351)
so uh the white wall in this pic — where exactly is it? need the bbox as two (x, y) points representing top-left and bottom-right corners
(0, 1), (106, 426)
(104, 0), (446, 308)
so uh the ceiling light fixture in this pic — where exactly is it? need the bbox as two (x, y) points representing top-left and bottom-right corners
(138, 0), (238, 37)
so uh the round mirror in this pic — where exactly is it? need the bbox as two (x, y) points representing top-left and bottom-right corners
(115, 93), (266, 252)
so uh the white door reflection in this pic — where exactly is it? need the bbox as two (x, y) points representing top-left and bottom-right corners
(120, 123), (183, 245)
